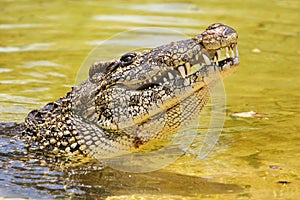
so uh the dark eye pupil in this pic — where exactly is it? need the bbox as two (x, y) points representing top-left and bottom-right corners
(124, 57), (131, 62)
(120, 52), (136, 64)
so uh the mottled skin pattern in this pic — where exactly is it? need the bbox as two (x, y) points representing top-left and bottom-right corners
(1, 23), (239, 158)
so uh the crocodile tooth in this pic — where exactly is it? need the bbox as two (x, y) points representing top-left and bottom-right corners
(230, 44), (237, 58)
(153, 76), (157, 81)
(213, 56), (218, 62)
(234, 44), (239, 58)
(183, 79), (190, 86)
(191, 63), (201, 71)
(163, 77), (168, 82)
(185, 63), (191, 74)
(216, 49), (221, 60)
(222, 62), (230, 70)
(225, 47), (230, 58)
(178, 66), (186, 78)
(202, 54), (211, 65)
(168, 72), (174, 80)
(214, 57), (219, 66)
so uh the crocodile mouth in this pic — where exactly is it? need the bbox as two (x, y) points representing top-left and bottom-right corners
(177, 44), (239, 78)
(133, 44), (239, 91)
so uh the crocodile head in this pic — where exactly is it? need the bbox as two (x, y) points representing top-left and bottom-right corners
(79, 23), (239, 151)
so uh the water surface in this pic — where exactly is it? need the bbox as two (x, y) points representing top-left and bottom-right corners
(0, 0), (299, 199)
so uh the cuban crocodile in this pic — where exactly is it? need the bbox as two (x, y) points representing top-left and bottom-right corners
(0, 23), (239, 158)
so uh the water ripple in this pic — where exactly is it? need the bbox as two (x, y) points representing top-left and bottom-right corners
(128, 3), (204, 14)
(0, 24), (50, 29)
(0, 43), (53, 53)
(0, 68), (13, 73)
(93, 15), (199, 26)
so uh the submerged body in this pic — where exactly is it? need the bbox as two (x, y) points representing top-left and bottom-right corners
(0, 23), (239, 158)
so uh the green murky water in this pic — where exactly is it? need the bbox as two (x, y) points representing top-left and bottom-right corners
(0, 0), (299, 199)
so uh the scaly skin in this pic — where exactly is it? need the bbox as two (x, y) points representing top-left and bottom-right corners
(1, 23), (239, 158)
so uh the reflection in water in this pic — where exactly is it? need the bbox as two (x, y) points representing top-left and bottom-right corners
(72, 169), (243, 198)
(0, 134), (242, 199)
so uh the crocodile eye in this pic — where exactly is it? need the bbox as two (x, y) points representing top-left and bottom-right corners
(120, 52), (137, 65)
